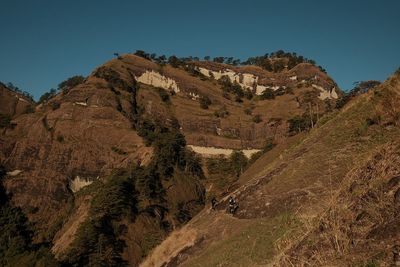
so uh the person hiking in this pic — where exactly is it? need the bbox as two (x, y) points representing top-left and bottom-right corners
(211, 197), (218, 210)
(228, 196), (238, 214)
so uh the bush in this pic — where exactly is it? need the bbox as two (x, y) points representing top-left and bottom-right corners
(157, 88), (170, 103)
(244, 107), (252, 115)
(0, 113), (12, 128)
(219, 76), (244, 99)
(56, 135), (64, 143)
(199, 95), (212, 109)
(38, 88), (57, 104)
(253, 114), (262, 123)
(260, 88), (275, 100)
(336, 80), (381, 109)
(395, 67), (400, 76)
(94, 67), (130, 91)
(230, 151), (248, 177)
(0, 173), (59, 267)
(214, 106), (229, 118)
(58, 75), (85, 93)
(287, 114), (315, 134)
(51, 102), (61, 110)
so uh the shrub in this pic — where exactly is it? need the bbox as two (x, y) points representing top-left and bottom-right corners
(287, 114), (316, 134)
(0, 172), (59, 266)
(336, 80), (381, 109)
(56, 135), (64, 143)
(214, 106), (230, 118)
(51, 102), (61, 110)
(58, 75), (85, 93)
(134, 50), (151, 60)
(157, 88), (170, 103)
(395, 67), (400, 76)
(38, 88), (57, 104)
(0, 113), (12, 128)
(244, 107), (252, 115)
(94, 66), (130, 91)
(260, 88), (275, 100)
(253, 114), (262, 123)
(199, 95), (212, 109)
(168, 56), (182, 68)
(230, 150), (248, 177)
(234, 95), (243, 103)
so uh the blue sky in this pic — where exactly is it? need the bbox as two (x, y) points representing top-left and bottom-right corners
(0, 0), (399, 99)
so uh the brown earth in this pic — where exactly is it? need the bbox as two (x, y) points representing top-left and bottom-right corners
(140, 72), (400, 267)
(0, 82), (34, 117)
(0, 53), (343, 265)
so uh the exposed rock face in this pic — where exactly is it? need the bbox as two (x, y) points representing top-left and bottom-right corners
(0, 52), (343, 265)
(194, 61), (339, 100)
(1, 74), (152, 240)
(0, 83), (34, 117)
(136, 70), (180, 93)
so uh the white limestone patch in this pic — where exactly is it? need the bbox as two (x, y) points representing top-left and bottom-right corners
(188, 92), (200, 100)
(7, 170), (23, 176)
(69, 176), (97, 193)
(198, 67), (270, 95)
(136, 70), (180, 93)
(187, 145), (260, 158)
(312, 84), (338, 100)
(74, 102), (87, 106)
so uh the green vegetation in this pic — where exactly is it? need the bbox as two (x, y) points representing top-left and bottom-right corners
(0, 113), (12, 128)
(56, 135), (64, 143)
(157, 88), (170, 103)
(244, 107), (253, 115)
(1, 82), (34, 102)
(207, 150), (248, 185)
(0, 165), (59, 267)
(260, 88), (275, 100)
(111, 146), (127, 155)
(58, 75), (85, 94)
(51, 101), (61, 110)
(199, 95), (211, 109)
(214, 106), (230, 118)
(94, 66), (131, 91)
(182, 214), (297, 267)
(252, 114), (262, 123)
(38, 88), (57, 104)
(41, 116), (54, 133)
(287, 114), (316, 135)
(65, 171), (134, 266)
(243, 50), (321, 72)
(336, 80), (381, 109)
(66, 88), (205, 265)
(218, 75), (245, 101)
(249, 138), (276, 164)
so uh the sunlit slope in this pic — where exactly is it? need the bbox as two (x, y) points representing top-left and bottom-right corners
(141, 72), (400, 266)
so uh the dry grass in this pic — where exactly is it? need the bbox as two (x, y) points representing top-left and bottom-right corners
(141, 75), (400, 267)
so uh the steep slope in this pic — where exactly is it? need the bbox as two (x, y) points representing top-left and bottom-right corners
(140, 71), (400, 266)
(0, 52), (343, 266)
(0, 82), (34, 118)
(105, 54), (339, 151)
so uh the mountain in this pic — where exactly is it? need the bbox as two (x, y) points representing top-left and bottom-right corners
(141, 70), (400, 266)
(0, 51), (356, 266)
(0, 82), (35, 121)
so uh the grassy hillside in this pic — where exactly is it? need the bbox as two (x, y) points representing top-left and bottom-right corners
(141, 71), (400, 266)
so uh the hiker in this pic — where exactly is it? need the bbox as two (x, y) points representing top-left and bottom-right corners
(211, 197), (218, 210)
(228, 196), (238, 214)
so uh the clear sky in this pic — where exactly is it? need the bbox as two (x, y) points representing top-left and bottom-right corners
(0, 0), (399, 100)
